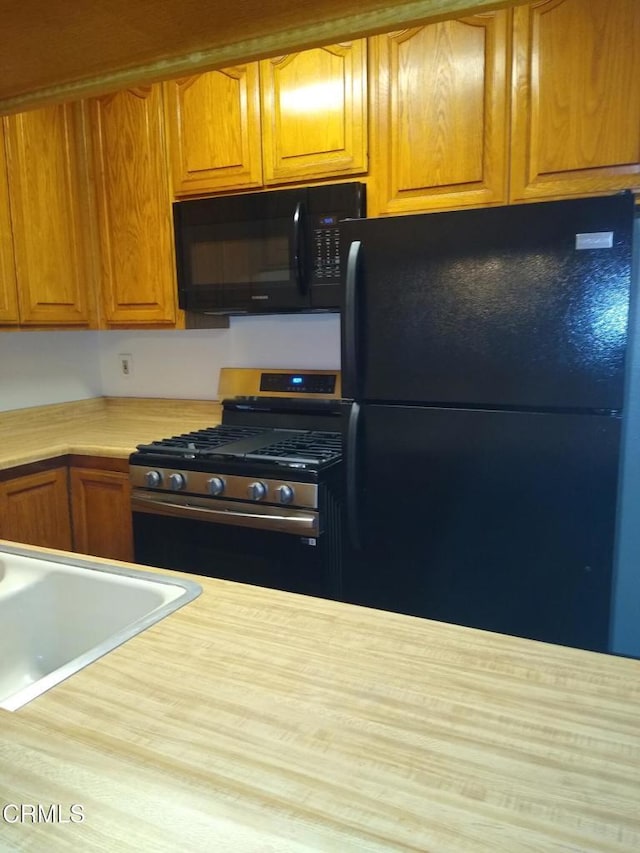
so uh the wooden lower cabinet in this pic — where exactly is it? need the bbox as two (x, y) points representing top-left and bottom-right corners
(69, 464), (134, 563)
(0, 459), (133, 563)
(0, 467), (73, 551)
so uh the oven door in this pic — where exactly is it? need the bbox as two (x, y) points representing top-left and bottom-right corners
(131, 490), (337, 599)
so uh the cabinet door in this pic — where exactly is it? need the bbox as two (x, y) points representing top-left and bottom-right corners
(260, 41), (367, 184)
(0, 121), (18, 324)
(0, 468), (72, 551)
(510, 0), (640, 201)
(165, 65), (263, 196)
(90, 85), (176, 326)
(3, 104), (92, 325)
(70, 467), (133, 562)
(369, 14), (509, 216)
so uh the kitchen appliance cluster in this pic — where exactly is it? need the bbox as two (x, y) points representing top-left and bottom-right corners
(130, 372), (344, 599)
(132, 189), (640, 657)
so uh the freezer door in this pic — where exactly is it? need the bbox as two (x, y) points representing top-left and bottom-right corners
(341, 194), (633, 410)
(343, 404), (621, 652)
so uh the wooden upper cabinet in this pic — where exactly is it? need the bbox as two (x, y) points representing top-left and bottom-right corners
(165, 65), (263, 196)
(3, 104), (93, 325)
(369, 14), (509, 216)
(510, 0), (640, 201)
(260, 41), (368, 184)
(0, 122), (18, 324)
(90, 85), (176, 325)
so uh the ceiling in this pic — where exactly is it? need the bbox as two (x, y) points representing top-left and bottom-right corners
(0, 0), (522, 114)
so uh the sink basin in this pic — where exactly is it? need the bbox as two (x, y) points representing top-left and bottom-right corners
(0, 543), (201, 711)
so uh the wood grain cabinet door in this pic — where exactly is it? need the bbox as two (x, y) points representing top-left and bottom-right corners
(260, 41), (368, 184)
(510, 0), (640, 201)
(165, 65), (263, 196)
(0, 468), (72, 551)
(369, 13), (509, 216)
(0, 121), (18, 324)
(90, 85), (177, 326)
(70, 467), (133, 563)
(3, 104), (92, 326)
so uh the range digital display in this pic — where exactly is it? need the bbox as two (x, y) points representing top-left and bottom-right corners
(260, 372), (337, 394)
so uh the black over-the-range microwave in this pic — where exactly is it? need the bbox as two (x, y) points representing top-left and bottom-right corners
(173, 182), (365, 315)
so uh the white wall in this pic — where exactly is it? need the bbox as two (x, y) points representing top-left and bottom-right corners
(0, 313), (341, 412)
(98, 314), (340, 399)
(0, 331), (102, 412)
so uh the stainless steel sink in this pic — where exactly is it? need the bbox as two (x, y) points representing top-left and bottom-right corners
(0, 543), (201, 711)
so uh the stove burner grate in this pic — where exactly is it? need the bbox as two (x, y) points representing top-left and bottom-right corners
(136, 425), (269, 455)
(245, 431), (342, 465)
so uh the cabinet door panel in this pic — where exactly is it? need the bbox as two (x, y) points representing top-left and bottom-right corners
(510, 0), (640, 200)
(0, 468), (72, 551)
(70, 467), (133, 562)
(260, 41), (367, 183)
(90, 85), (176, 325)
(166, 65), (262, 195)
(370, 14), (509, 216)
(3, 105), (91, 325)
(0, 122), (18, 324)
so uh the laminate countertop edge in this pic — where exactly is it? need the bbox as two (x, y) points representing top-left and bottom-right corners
(0, 396), (223, 470)
(0, 540), (639, 852)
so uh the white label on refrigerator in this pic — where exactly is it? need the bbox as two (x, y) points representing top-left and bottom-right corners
(575, 231), (614, 250)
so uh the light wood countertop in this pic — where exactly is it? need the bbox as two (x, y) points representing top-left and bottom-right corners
(0, 397), (222, 470)
(1, 542), (639, 851)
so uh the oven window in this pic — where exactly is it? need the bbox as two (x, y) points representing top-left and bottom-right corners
(189, 220), (292, 287)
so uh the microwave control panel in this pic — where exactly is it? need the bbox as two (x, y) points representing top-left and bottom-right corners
(311, 214), (341, 283)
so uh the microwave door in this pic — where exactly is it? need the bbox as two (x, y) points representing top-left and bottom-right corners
(249, 194), (310, 310)
(174, 189), (311, 313)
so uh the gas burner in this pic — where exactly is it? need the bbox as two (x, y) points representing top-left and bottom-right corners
(135, 425), (341, 468)
(244, 431), (342, 466)
(136, 425), (269, 457)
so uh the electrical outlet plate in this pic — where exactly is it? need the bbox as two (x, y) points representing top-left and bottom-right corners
(118, 353), (133, 377)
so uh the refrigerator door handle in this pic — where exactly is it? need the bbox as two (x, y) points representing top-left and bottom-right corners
(345, 240), (362, 398)
(346, 401), (362, 550)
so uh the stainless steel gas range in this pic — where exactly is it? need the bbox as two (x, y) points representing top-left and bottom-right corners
(129, 373), (344, 600)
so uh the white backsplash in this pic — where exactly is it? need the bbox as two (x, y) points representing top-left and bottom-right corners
(0, 314), (341, 412)
(0, 331), (102, 412)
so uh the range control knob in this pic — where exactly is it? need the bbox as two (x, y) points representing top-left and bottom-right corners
(144, 470), (163, 488)
(276, 485), (294, 505)
(248, 481), (267, 501)
(207, 476), (225, 496)
(168, 472), (187, 491)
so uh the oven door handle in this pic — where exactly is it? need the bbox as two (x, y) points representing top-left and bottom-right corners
(131, 492), (319, 535)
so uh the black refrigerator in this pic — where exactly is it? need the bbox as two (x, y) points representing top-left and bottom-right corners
(340, 193), (636, 653)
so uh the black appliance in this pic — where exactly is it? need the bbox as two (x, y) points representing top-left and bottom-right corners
(129, 393), (344, 599)
(173, 182), (365, 315)
(340, 192), (636, 653)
